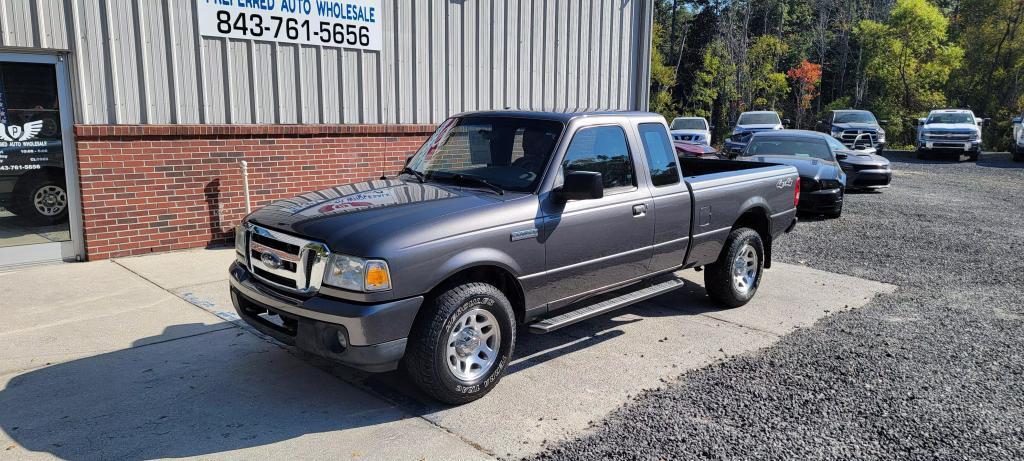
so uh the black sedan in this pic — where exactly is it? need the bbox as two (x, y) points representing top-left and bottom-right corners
(739, 130), (847, 218)
(834, 148), (892, 190)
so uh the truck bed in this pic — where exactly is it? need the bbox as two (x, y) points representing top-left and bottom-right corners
(680, 157), (798, 268)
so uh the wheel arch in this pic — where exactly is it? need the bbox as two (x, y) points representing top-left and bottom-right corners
(423, 262), (527, 325)
(732, 205), (772, 268)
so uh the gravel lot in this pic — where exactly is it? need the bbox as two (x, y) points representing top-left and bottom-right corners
(528, 152), (1024, 460)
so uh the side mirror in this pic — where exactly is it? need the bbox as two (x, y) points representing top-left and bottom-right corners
(1013, 117), (1022, 125)
(557, 171), (604, 201)
(835, 152), (848, 160)
(879, 119), (889, 125)
(782, 118), (792, 127)
(917, 117), (927, 125)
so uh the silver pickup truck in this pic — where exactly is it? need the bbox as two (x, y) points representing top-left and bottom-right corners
(229, 111), (799, 403)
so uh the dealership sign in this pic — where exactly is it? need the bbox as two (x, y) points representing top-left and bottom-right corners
(197, 0), (382, 51)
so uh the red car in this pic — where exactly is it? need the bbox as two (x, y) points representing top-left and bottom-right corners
(674, 140), (721, 159)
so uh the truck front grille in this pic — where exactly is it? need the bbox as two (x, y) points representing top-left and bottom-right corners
(243, 224), (330, 295)
(839, 130), (878, 149)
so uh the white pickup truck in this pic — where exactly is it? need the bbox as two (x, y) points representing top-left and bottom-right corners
(916, 109), (984, 161)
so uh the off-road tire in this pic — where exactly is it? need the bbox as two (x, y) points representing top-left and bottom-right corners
(12, 174), (68, 226)
(968, 151), (980, 162)
(1014, 148), (1023, 162)
(916, 148), (930, 160)
(704, 228), (764, 308)
(404, 282), (515, 405)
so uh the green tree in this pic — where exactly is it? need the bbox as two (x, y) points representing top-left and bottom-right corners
(649, 23), (678, 118)
(855, 0), (963, 144)
(747, 35), (790, 110)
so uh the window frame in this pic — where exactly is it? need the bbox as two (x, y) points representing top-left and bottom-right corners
(558, 123), (639, 196)
(636, 122), (681, 188)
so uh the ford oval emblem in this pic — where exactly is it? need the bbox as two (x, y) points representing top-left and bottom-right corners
(260, 251), (283, 270)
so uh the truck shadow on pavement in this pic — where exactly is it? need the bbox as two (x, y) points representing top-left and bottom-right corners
(0, 324), (429, 460)
(0, 280), (726, 459)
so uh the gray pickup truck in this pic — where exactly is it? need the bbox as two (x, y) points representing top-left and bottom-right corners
(229, 111), (799, 403)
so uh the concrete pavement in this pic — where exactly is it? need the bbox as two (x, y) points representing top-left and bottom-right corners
(0, 248), (895, 460)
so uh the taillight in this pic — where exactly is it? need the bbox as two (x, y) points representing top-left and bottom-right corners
(793, 176), (800, 207)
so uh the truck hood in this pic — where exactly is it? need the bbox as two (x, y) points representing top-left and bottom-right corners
(733, 124), (781, 133)
(921, 123), (978, 132)
(748, 155), (841, 180)
(832, 122), (880, 131)
(246, 178), (507, 251)
(670, 129), (709, 136)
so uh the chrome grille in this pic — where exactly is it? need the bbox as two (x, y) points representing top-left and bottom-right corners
(243, 224), (330, 294)
(924, 131), (973, 140)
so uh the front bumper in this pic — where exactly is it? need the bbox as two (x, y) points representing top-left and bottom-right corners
(229, 262), (422, 372)
(798, 188), (843, 213)
(918, 140), (981, 152)
(846, 168), (892, 189)
(723, 140), (747, 156)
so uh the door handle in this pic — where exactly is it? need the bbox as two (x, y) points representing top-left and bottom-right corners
(632, 203), (647, 217)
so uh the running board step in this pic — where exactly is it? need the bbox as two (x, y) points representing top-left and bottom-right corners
(528, 278), (686, 334)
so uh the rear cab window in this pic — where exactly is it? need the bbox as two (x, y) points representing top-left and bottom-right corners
(637, 123), (681, 187)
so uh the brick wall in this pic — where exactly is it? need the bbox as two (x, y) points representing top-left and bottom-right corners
(74, 124), (434, 260)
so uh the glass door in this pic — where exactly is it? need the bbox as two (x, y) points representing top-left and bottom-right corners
(0, 53), (82, 267)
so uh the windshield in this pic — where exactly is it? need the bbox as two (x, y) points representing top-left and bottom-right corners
(833, 111), (877, 124)
(742, 138), (834, 161)
(670, 118), (707, 130)
(737, 112), (781, 125)
(927, 113), (975, 124)
(405, 116), (564, 193)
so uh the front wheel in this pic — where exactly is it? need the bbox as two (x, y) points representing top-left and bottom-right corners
(704, 228), (765, 308)
(404, 282), (516, 404)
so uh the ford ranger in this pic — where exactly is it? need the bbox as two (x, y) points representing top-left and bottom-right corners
(229, 111), (799, 404)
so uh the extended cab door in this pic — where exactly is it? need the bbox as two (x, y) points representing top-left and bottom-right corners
(533, 123), (656, 311)
(635, 122), (692, 273)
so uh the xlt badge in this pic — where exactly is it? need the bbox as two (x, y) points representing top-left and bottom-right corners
(510, 229), (539, 242)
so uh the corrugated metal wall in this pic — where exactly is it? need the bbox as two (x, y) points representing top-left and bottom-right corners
(0, 0), (652, 125)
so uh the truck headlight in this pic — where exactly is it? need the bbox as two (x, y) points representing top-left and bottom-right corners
(234, 224), (247, 263)
(831, 128), (842, 138)
(324, 254), (391, 292)
(876, 131), (885, 142)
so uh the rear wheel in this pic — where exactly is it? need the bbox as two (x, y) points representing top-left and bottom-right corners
(1013, 146), (1023, 162)
(968, 151), (980, 161)
(404, 282), (515, 404)
(916, 148), (930, 160)
(704, 228), (764, 308)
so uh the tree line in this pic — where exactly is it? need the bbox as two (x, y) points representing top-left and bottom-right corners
(649, 0), (1024, 149)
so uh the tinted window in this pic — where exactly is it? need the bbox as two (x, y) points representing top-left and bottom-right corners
(407, 116), (563, 193)
(737, 112), (781, 125)
(638, 123), (680, 187)
(825, 136), (847, 151)
(561, 125), (636, 193)
(742, 138), (834, 161)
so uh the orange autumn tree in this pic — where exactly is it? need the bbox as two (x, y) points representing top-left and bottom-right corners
(787, 60), (822, 128)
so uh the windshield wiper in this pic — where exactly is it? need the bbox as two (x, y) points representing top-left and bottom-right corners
(399, 166), (426, 183)
(448, 173), (504, 195)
